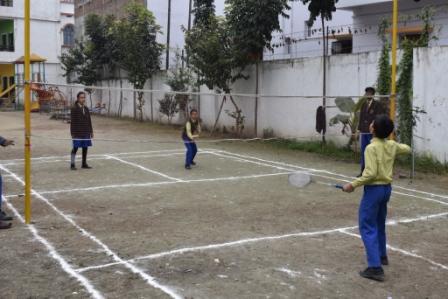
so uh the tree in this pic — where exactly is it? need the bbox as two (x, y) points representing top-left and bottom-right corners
(301, 0), (339, 143)
(186, 0), (247, 135)
(193, 0), (215, 27)
(185, 12), (246, 135)
(166, 51), (195, 119)
(60, 14), (118, 108)
(396, 6), (435, 146)
(376, 19), (391, 113)
(84, 14), (117, 78)
(113, 3), (164, 122)
(60, 40), (97, 107)
(225, 0), (292, 135)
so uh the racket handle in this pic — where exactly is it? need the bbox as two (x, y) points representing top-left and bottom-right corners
(335, 184), (344, 190)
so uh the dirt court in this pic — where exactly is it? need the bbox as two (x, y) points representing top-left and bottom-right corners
(0, 111), (447, 299)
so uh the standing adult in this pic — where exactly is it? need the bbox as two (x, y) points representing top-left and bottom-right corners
(357, 87), (383, 177)
(70, 91), (93, 170)
(0, 136), (14, 229)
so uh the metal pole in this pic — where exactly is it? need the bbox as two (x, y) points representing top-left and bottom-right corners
(187, 0), (192, 66)
(166, 0), (172, 70)
(24, 0), (32, 224)
(254, 61), (259, 137)
(390, 0), (398, 126)
(321, 17), (327, 144)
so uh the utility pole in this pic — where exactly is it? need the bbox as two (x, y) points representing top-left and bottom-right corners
(166, 0), (172, 70)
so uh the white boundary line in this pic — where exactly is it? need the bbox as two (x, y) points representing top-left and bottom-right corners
(0, 165), (182, 299)
(76, 211), (448, 273)
(1, 147), (447, 200)
(211, 150), (448, 206)
(4, 172), (293, 198)
(212, 149), (448, 200)
(2, 196), (104, 299)
(339, 230), (448, 270)
(106, 155), (183, 182)
(0, 149), (186, 164)
(0, 151), (217, 167)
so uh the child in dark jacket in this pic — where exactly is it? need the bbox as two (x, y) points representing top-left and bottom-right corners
(70, 91), (94, 170)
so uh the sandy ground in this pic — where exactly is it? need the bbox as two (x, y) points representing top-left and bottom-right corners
(0, 111), (447, 299)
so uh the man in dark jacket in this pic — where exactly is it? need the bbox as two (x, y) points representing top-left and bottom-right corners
(357, 87), (384, 176)
(0, 135), (14, 229)
(70, 91), (94, 170)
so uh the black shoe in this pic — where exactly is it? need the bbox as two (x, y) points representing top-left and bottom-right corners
(191, 161), (196, 166)
(0, 211), (13, 221)
(359, 267), (385, 282)
(185, 165), (191, 170)
(70, 164), (77, 170)
(81, 164), (92, 169)
(381, 256), (389, 266)
(0, 221), (12, 229)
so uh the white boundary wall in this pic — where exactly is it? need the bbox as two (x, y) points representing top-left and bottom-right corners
(92, 46), (447, 163)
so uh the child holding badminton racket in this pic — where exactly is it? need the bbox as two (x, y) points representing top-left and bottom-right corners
(343, 115), (411, 282)
(0, 135), (14, 229)
(182, 109), (201, 169)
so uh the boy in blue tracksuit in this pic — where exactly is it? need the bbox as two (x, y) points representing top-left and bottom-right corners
(343, 115), (411, 282)
(182, 109), (201, 169)
(0, 135), (14, 229)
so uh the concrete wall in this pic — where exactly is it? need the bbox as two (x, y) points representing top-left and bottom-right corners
(198, 51), (381, 144)
(413, 47), (448, 163)
(93, 46), (448, 163)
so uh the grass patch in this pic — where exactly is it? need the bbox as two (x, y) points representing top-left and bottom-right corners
(266, 139), (357, 162)
(396, 154), (448, 175)
(266, 138), (448, 175)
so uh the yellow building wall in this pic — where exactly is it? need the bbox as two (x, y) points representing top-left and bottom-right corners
(0, 64), (15, 93)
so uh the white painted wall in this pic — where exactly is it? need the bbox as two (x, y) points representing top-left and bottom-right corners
(91, 46), (448, 163)
(413, 46), (448, 163)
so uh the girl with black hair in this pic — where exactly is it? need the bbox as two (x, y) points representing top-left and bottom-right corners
(70, 91), (94, 170)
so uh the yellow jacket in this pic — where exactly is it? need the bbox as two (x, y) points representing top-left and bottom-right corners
(352, 138), (411, 188)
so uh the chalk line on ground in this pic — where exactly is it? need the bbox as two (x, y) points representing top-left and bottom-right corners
(0, 165), (183, 299)
(106, 155), (183, 182)
(76, 212), (448, 273)
(211, 150), (448, 206)
(339, 230), (448, 271)
(2, 195), (104, 299)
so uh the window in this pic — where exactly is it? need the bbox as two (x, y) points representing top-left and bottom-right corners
(400, 33), (427, 47)
(331, 39), (353, 55)
(63, 24), (75, 47)
(0, 33), (14, 51)
(304, 21), (312, 38)
(0, 0), (13, 7)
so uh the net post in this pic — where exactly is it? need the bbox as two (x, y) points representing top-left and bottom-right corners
(24, 0), (32, 224)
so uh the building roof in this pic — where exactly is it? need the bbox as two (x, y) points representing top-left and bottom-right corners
(14, 53), (47, 64)
(337, 0), (392, 10)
